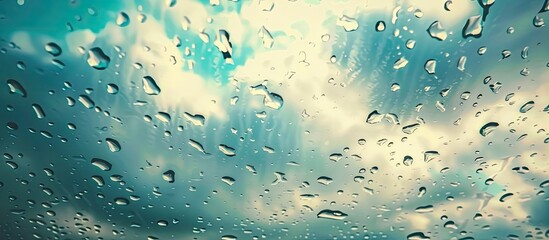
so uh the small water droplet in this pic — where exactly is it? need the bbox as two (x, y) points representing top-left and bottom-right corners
(221, 176), (236, 185)
(317, 209), (348, 220)
(337, 15), (359, 32)
(105, 138), (121, 152)
(91, 158), (112, 171)
(7, 79), (27, 97)
(462, 15), (483, 38)
(162, 170), (175, 183)
(78, 95), (95, 109)
(375, 21), (386, 32)
(499, 192), (513, 202)
(114, 197), (129, 205)
(31, 104), (46, 119)
(393, 57), (409, 69)
(519, 101), (534, 113)
(424, 59), (436, 74)
(142, 76), (161, 95)
(219, 144), (236, 157)
(107, 83), (119, 94)
(427, 21), (447, 41)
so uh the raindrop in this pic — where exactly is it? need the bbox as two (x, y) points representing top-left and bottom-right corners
(424, 59), (436, 74)
(162, 170), (175, 183)
(499, 192), (513, 202)
(114, 197), (129, 205)
(91, 158), (112, 171)
(87, 47), (111, 70)
(184, 112), (205, 126)
(415, 205), (433, 213)
(317, 176), (333, 185)
(31, 104), (46, 119)
(219, 144), (236, 157)
(519, 101), (534, 113)
(78, 95), (95, 109)
(479, 122), (499, 136)
(337, 15), (359, 32)
(424, 151), (439, 163)
(462, 15), (483, 38)
(105, 138), (121, 152)
(317, 209), (348, 220)
(427, 21), (447, 41)
(393, 57), (409, 69)
(7, 79), (27, 97)
(375, 21), (386, 32)
(403, 155), (414, 166)
(407, 232), (430, 240)
(258, 26), (274, 48)
(457, 56), (466, 71)
(142, 76), (161, 95)
(116, 12), (130, 27)
(44, 42), (62, 56)
(91, 175), (104, 186)
(221, 176), (236, 185)
(107, 83), (119, 94)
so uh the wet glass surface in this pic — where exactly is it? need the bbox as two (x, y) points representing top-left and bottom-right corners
(0, 0), (548, 239)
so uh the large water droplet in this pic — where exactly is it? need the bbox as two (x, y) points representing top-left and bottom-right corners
(105, 138), (121, 152)
(44, 42), (62, 56)
(116, 12), (130, 27)
(7, 79), (27, 97)
(317, 209), (348, 220)
(427, 21), (447, 41)
(264, 93), (284, 110)
(91, 158), (112, 171)
(162, 170), (175, 183)
(87, 47), (111, 70)
(424, 59), (436, 74)
(31, 104), (46, 119)
(480, 122), (499, 136)
(462, 15), (483, 38)
(219, 144), (236, 157)
(519, 101), (534, 113)
(221, 176), (236, 185)
(337, 15), (359, 32)
(141, 76), (161, 95)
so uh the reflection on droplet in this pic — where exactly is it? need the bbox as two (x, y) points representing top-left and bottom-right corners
(105, 138), (121, 152)
(317, 209), (348, 220)
(162, 170), (175, 183)
(427, 21), (447, 41)
(479, 122), (499, 136)
(91, 158), (112, 171)
(7, 79), (27, 97)
(142, 76), (161, 95)
(87, 47), (111, 70)
(116, 12), (130, 27)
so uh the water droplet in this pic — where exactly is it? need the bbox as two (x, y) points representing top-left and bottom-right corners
(142, 76), (161, 95)
(221, 176), (235, 185)
(427, 21), (447, 41)
(329, 153), (343, 162)
(162, 170), (175, 183)
(418, 187), (426, 197)
(7, 79), (27, 97)
(457, 56), (466, 71)
(501, 50), (511, 59)
(107, 83), (119, 94)
(489, 81), (502, 94)
(415, 205), (433, 213)
(116, 12), (130, 27)
(258, 26), (273, 48)
(479, 122), (499, 136)
(424, 151), (439, 163)
(375, 21), (385, 32)
(478, 46), (487, 55)
(91, 175), (104, 186)
(114, 197), (129, 205)
(317, 209), (348, 220)
(435, 101), (445, 112)
(390, 83), (400, 92)
(219, 144), (236, 157)
(6, 161), (18, 169)
(264, 93), (284, 110)
(31, 104), (46, 119)
(317, 176), (333, 185)
(183, 112), (205, 126)
(407, 232), (430, 240)
(499, 192), (513, 202)
(213, 30), (234, 64)
(406, 39), (416, 49)
(44, 42), (62, 56)
(87, 47), (110, 70)
(155, 112), (171, 123)
(78, 95), (95, 109)
(337, 15), (359, 32)
(91, 158), (112, 171)
(402, 123), (420, 134)
(393, 57), (409, 69)
(403, 155), (414, 166)
(521, 46), (529, 59)
(519, 101), (534, 113)
(424, 59), (436, 74)
(221, 235), (237, 240)
(462, 15), (483, 38)
(533, 15), (545, 27)
(188, 139), (207, 154)
(105, 138), (121, 152)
